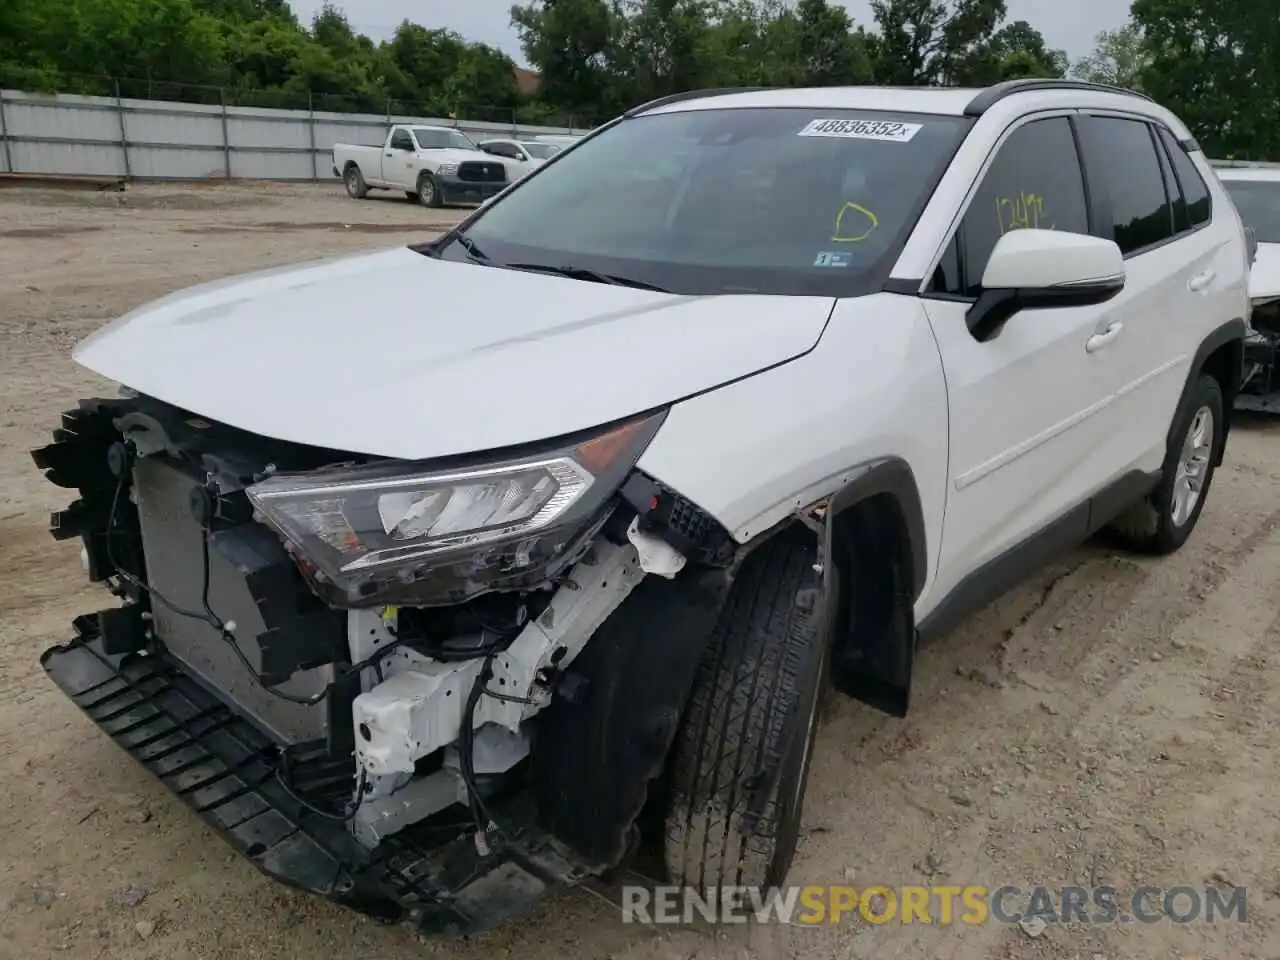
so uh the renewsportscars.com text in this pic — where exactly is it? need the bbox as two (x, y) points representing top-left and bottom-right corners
(621, 884), (1248, 926)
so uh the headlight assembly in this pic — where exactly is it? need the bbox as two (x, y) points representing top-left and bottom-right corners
(245, 411), (666, 606)
(436, 163), (459, 177)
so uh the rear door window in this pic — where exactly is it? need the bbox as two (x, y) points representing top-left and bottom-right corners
(1077, 116), (1176, 255)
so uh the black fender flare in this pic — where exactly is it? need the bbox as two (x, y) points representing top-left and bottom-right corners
(827, 456), (929, 601)
(1171, 317), (1247, 465)
(822, 456), (928, 718)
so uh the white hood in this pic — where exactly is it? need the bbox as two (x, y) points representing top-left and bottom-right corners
(1251, 242), (1280, 300)
(73, 247), (834, 460)
(422, 147), (494, 165)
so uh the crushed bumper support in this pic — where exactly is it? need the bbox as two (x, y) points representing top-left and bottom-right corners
(41, 627), (587, 935)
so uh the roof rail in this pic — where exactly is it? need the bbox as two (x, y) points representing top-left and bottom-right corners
(963, 78), (1154, 116)
(625, 86), (773, 117)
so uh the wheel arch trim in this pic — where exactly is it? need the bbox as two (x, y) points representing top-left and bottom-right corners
(1174, 317), (1247, 466)
(826, 456), (929, 602)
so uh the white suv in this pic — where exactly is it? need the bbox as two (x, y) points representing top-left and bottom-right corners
(34, 79), (1250, 935)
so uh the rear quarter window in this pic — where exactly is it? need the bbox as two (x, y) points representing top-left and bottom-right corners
(1155, 126), (1212, 228)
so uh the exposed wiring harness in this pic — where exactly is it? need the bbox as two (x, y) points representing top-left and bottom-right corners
(455, 644), (540, 854)
(274, 763), (369, 822)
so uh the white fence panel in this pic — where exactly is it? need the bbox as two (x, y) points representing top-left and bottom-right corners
(0, 87), (592, 182)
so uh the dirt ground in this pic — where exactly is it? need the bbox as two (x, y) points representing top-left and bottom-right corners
(1, 181), (1279, 960)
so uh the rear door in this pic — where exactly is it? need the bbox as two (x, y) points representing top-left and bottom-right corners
(1073, 114), (1232, 477)
(919, 113), (1129, 597)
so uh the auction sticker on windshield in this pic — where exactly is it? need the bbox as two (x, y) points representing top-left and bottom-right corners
(798, 118), (922, 143)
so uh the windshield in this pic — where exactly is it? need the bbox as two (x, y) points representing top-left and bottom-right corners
(1223, 179), (1280, 243)
(441, 108), (969, 296)
(413, 128), (477, 151)
(521, 142), (559, 159)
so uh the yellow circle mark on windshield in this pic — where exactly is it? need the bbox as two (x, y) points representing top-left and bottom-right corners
(831, 201), (879, 243)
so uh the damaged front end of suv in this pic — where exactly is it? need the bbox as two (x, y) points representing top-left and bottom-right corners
(32, 393), (740, 934)
(1239, 295), (1280, 413)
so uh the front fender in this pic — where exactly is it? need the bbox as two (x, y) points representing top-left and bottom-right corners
(636, 292), (948, 595)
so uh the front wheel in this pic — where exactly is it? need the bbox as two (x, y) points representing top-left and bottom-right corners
(417, 172), (443, 208)
(1106, 372), (1224, 554)
(663, 528), (836, 891)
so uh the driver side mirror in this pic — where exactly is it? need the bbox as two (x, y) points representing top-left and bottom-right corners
(967, 229), (1126, 342)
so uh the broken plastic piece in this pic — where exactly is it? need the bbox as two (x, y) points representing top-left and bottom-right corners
(626, 516), (686, 578)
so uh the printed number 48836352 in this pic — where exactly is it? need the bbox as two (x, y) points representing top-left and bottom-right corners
(798, 118), (923, 143)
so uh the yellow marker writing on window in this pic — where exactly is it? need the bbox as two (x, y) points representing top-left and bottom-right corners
(831, 201), (879, 243)
(995, 191), (1055, 234)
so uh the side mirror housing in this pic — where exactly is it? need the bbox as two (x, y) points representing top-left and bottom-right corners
(966, 229), (1126, 342)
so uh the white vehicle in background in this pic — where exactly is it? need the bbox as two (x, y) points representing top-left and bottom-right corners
(532, 134), (583, 150)
(1214, 160), (1280, 411)
(475, 138), (562, 180)
(331, 123), (508, 207)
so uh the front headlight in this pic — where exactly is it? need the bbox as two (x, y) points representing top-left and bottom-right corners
(436, 162), (459, 177)
(245, 411), (665, 606)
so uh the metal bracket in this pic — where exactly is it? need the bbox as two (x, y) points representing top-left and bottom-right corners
(351, 539), (646, 777)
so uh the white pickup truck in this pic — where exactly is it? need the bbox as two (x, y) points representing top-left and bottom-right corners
(331, 123), (509, 207)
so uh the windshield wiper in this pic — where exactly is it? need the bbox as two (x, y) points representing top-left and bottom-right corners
(451, 234), (489, 262)
(502, 263), (669, 292)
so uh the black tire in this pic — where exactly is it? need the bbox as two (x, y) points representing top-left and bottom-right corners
(663, 528), (836, 891)
(1106, 373), (1224, 555)
(343, 164), (368, 199)
(417, 172), (443, 208)
(404, 190), (419, 203)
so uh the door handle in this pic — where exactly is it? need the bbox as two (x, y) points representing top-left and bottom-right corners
(1085, 322), (1124, 353)
(1188, 270), (1216, 293)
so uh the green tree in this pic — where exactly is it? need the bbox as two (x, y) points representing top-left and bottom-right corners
(988, 19), (1067, 79)
(868, 0), (1008, 86)
(1070, 22), (1148, 91)
(511, 0), (623, 117)
(1132, 0), (1279, 158)
(192, 0), (295, 22)
(612, 0), (717, 102)
(794, 0), (874, 85)
(444, 44), (522, 117)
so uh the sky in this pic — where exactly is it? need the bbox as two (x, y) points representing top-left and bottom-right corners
(288, 0), (1131, 69)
